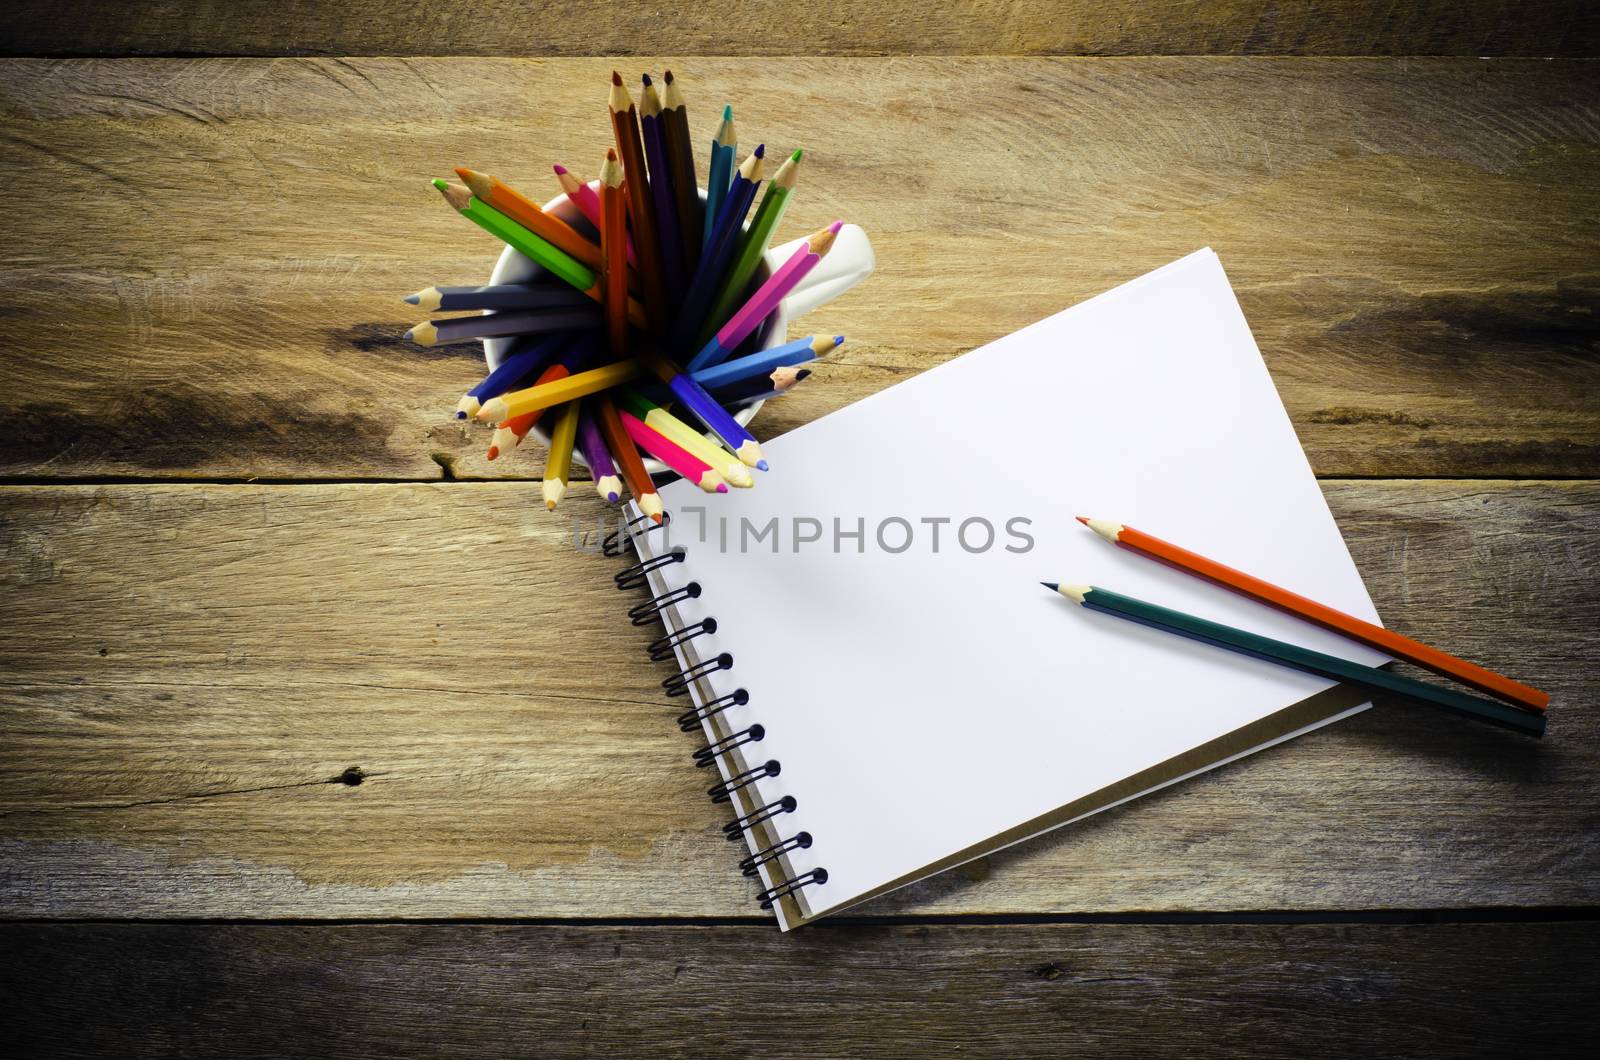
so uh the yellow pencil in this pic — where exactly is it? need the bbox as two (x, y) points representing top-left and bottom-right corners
(542, 400), (581, 511)
(614, 389), (754, 488)
(476, 360), (640, 423)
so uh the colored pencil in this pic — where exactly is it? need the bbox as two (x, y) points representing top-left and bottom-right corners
(432, 179), (647, 329)
(660, 71), (702, 272)
(686, 222), (841, 371)
(703, 105), (736, 250)
(637, 347), (767, 470)
(1076, 517), (1550, 713)
(1043, 583), (1545, 737)
(552, 165), (636, 267)
(609, 71), (668, 332)
(577, 403), (623, 503)
(599, 149), (629, 358)
(622, 410), (729, 494)
(407, 283), (592, 313)
(485, 336), (597, 460)
(692, 333), (841, 392)
(700, 148), (802, 345)
(595, 395), (662, 523)
(638, 74), (687, 307)
(404, 305), (600, 347)
(542, 398), (581, 511)
(476, 359), (639, 423)
(718, 365), (812, 408)
(615, 388), (754, 488)
(454, 333), (567, 419)
(670, 145), (765, 357)
(455, 167), (603, 271)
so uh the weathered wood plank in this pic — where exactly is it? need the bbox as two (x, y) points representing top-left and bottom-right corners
(0, 58), (1596, 481)
(1, 480), (1594, 918)
(1, 1), (1596, 57)
(3, 922), (1596, 1057)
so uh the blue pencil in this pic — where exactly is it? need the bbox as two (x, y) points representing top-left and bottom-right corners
(669, 145), (764, 358)
(638, 349), (768, 470)
(691, 334), (841, 392)
(454, 333), (571, 419)
(702, 105), (736, 251)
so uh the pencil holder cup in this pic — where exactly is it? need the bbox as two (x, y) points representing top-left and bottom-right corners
(484, 187), (873, 474)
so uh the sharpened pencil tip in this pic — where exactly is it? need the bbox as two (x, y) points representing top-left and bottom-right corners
(1076, 516), (1090, 526)
(756, 459), (769, 471)
(403, 293), (420, 305)
(606, 147), (617, 160)
(794, 369), (812, 381)
(716, 484), (729, 493)
(402, 330), (414, 342)
(791, 149), (802, 162)
(1041, 582), (1059, 592)
(486, 446), (500, 460)
(753, 143), (765, 158)
(454, 411), (466, 420)
(827, 219), (843, 233)
(834, 335), (845, 345)
(430, 178), (448, 190)
(612, 71), (623, 85)
(722, 104), (732, 119)
(641, 72), (652, 86)
(552, 163), (568, 175)
(608, 492), (619, 502)
(664, 70), (674, 82)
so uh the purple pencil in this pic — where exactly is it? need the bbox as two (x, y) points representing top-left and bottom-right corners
(639, 75), (687, 309)
(577, 402), (623, 503)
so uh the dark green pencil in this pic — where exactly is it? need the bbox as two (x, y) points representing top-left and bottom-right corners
(1042, 583), (1545, 738)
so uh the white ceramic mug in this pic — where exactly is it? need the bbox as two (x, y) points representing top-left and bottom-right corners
(483, 187), (874, 472)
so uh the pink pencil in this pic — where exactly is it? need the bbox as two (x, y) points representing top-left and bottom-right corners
(553, 164), (638, 267)
(685, 220), (842, 371)
(620, 410), (729, 494)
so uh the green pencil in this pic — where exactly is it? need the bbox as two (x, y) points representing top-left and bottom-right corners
(431, 179), (596, 293)
(699, 149), (802, 346)
(1043, 583), (1546, 738)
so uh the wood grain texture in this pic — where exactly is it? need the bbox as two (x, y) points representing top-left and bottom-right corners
(1, 1), (1596, 57)
(4, 922), (1597, 1057)
(2, 479), (1594, 918)
(0, 57), (1597, 481)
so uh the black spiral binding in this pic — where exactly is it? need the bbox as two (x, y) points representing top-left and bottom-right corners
(612, 509), (827, 915)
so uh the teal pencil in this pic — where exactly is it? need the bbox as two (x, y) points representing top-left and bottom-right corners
(703, 105), (736, 251)
(1043, 583), (1546, 737)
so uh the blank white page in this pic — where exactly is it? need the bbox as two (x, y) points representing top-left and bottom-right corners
(638, 249), (1384, 928)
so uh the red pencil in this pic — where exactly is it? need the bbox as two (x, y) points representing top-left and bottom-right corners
(1077, 516), (1549, 713)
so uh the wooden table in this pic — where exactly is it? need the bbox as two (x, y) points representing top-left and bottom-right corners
(2, 4), (1598, 1054)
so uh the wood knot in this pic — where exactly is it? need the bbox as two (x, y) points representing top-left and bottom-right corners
(339, 766), (366, 786)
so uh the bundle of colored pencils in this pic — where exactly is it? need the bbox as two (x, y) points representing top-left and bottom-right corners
(405, 70), (855, 522)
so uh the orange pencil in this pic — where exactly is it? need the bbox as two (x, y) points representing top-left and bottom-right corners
(599, 148), (629, 358)
(455, 167), (602, 271)
(595, 396), (662, 522)
(1077, 517), (1549, 713)
(486, 361), (571, 460)
(608, 71), (667, 333)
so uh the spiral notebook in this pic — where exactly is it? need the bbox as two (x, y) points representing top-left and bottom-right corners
(611, 248), (1384, 929)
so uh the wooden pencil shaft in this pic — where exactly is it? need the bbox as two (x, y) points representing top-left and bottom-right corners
(599, 153), (629, 358)
(610, 74), (667, 328)
(457, 168), (603, 270)
(413, 307), (600, 345)
(621, 410), (724, 493)
(468, 335), (567, 399)
(1079, 587), (1545, 737)
(488, 360), (640, 421)
(544, 399), (581, 486)
(691, 333), (829, 390)
(595, 396), (659, 512)
(639, 86), (687, 306)
(442, 182), (597, 292)
(409, 284), (591, 313)
(660, 72), (701, 271)
(670, 162), (761, 356)
(1110, 523), (1550, 712)
(701, 156), (800, 345)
